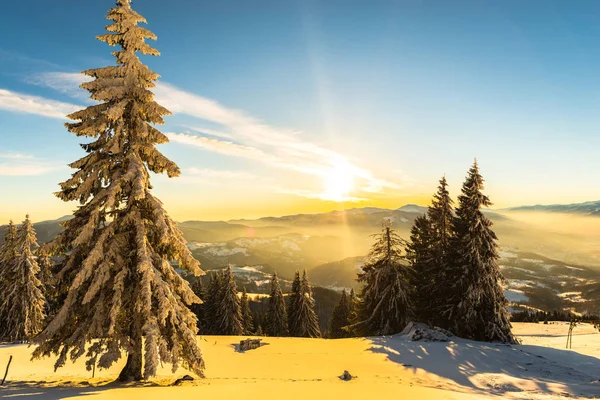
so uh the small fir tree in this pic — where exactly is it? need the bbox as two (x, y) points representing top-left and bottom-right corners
(255, 325), (264, 336)
(32, 0), (205, 381)
(353, 221), (412, 336)
(203, 272), (222, 334)
(328, 289), (352, 339)
(214, 266), (243, 335)
(0, 216), (46, 341)
(265, 273), (288, 337)
(446, 161), (516, 344)
(287, 271), (302, 336)
(240, 288), (254, 334)
(292, 270), (321, 338)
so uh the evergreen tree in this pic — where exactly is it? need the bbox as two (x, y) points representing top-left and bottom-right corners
(0, 221), (18, 336)
(190, 278), (205, 332)
(292, 270), (321, 338)
(32, 0), (205, 381)
(425, 176), (455, 328)
(354, 221), (412, 336)
(255, 325), (264, 336)
(203, 272), (222, 334)
(328, 289), (351, 339)
(240, 288), (254, 334)
(446, 161), (516, 344)
(265, 273), (288, 337)
(287, 271), (302, 336)
(215, 266), (243, 335)
(348, 289), (358, 328)
(408, 176), (455, 327)
(0, 216), (46, 341)
(406, 214), (434, 323)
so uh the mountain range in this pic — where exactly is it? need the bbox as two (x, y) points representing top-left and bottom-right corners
(2, 200), (600, 314)
(505, 200), (600, 216)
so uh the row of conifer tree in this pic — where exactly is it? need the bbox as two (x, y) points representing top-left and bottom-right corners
(0, 161), (515, 345)
(325, 161), (516, 344)
(189, 268), (323, 338)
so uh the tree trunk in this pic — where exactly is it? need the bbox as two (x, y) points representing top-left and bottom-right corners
(117, 323), (143, 382)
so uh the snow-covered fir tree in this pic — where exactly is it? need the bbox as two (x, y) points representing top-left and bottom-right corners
(328, 289), (352, 339)
(289, 270), (321, 338)
(424, 176), (455, 328)
(353, 221), (412, 336)
(407, 177), (455, 328)
(265, 273), (288, 337)
(0, 221), (18, 335)
(32, 0), (205, 381)
(215, 266), (243, 335)
(0, 216), (46, 341)
(190, 278), (205, 332)
(240, 288), (254, 335)
(446, 161), (516, 344)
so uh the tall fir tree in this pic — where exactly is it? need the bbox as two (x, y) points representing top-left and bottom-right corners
(215, 266), (243, 335)
(406, 214), (434, 323)
(0, 221), (18, 336)
(354, 221), (412, 336)
(240, 288), (254, 335)
(446, 161), (516, 344)
(0, 216), (46, 341)
(290, 270), (321, 338)
(287, 271), (302, 336)
(265, 273), (288, 337)
(407, 177), (455, 328)
(328, 289), (352, 339)
(32, 0), (205, 381)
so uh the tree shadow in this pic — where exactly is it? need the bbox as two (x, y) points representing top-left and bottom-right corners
(367, 336), (600, 397)
(0, 380), (162, 399)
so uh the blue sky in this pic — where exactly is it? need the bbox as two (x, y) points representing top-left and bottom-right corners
(2, 0), (600, 222)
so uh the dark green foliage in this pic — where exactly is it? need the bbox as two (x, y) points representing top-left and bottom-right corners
(408, 176), (454, 328)
(190, 278), (205, 332)
(328, 290), (352, 338)
(287, 271), (301, 336)
(202, 272), (222, 334)
(288, 270), (321, 338)
(265, 273), (288, 337)
(214, 266), (243, 335)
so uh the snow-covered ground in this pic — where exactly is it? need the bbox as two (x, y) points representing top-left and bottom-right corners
(0, 322), (598, 399)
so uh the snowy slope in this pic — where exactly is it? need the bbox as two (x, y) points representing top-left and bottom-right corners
(0, 323), (598, 399)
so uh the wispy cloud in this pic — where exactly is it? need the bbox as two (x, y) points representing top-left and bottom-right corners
(0, 89), (79, 119)
(25, 72), (92, 100)
(0, 153), (60, 176)
(14, 71), (408, 200)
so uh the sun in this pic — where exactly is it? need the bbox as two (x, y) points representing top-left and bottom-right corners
(322, 160), (356, 202)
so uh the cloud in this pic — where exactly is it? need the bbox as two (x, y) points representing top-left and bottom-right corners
(0, 89), (79, 119)
(0, 153), (60, 176)
(15, 71), (408, 200)
(185, 167), (257, 181)
(25, 72), (92, 100)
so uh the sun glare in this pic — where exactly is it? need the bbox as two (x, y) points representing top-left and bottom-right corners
(322, 160), (356, 202)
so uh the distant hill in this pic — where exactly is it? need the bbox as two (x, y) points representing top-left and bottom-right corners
(504, 200), (600, 216)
